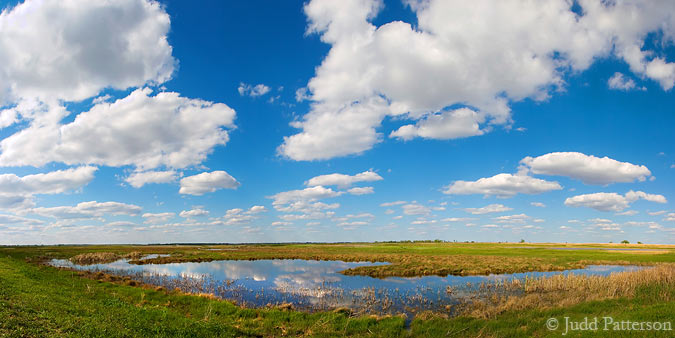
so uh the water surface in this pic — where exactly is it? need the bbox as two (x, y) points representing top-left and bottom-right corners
(50, 258), (643, 317)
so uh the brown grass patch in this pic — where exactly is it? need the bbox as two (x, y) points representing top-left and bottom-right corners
(460, 264), (675, 319)
(69, 252), (120, 265)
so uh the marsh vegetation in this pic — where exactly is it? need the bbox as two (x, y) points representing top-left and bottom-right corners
(2, 242), (674, 337)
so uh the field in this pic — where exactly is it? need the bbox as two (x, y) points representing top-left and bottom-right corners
(1, 242), (674, 337)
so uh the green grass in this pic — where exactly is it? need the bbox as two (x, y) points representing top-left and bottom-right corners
(1, 243), (673, 337)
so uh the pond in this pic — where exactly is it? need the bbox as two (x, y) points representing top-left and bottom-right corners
(49, 258), (644, 317)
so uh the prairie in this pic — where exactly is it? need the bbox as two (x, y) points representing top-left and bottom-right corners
(1, 242), (673, 337)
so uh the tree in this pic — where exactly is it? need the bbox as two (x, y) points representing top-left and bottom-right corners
(621, 240), (629, 244)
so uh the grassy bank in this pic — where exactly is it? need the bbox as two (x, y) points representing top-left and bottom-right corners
(1, 247), (674, 337)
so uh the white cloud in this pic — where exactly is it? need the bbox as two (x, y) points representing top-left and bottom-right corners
(334, 213), (374, 222)
(179, 171), (240, 196)
(648, 211), (666, 216)
(0, 0), (174, 105)
(248, 206), (267, 214)
(0, 89), (237, 170)
(441, 217), (474, 222)
(664, 213), (675, 222)
(564, 191), (667, 212)
(270, 186), (342, 220)
(270, 186), (342, 206)
(31, 201), (141, 219)
(280, 0), (675, 160)
(589, 218), (613, 224)
(142, 212), (174, 224)
(347, 187), (374, 195)
(0, 166), (97, 211)
(271, 221), (292, 226)
(306, 170), (382, 188)
(106, 221), (136, 227)
(390, 108), (484, 140)
(380, 201), (406, 207)
(520, 152), (651, 185)
(444, 173), (562, 198)
(219, 206), (266, 226)
(0, 166), (96, 196)
(608, 72), (640, 91)
(0, 195), (33, 210)
(295, 87), (311, 102)
(530, 202), (546, 208)
(493, 214), (530, 224)
(616, 210), (638, 216)
(464, 204), (513, 215)
(126, 170), (178, 188)
(337, 220), (369, 228)
(238, 83), (271, 97)
(179, 208), (209, 218)
(402, 203), (430, 216)
(0, 214), (43, 226)
(625, 191), (667, 204)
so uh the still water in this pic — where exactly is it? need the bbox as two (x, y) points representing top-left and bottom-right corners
(50, 258), (643, 316)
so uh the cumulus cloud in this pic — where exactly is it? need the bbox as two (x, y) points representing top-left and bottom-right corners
(270, 186), (342, 220)
(248, 205), (267, 214)
(390, 108), (484, 140)
(616, 210), (638, 216)
(380, 201), (406, 207)
(493, 214), (530, 224)
(271, 186), (342, 206)
(0, 0), (174, 106)
(272, 221), (292, 226)
(464, 204), (513, 215)
(0, 166), (97, 210)
(238, 83), (271, 97)
(179, 171), (240, 196)
(665, 213), (675, 222)
(280, 0), (675, 160)
(306, 170), (382, 188)
(0, 214), (43, 226)
(564, 190), (667, 212)
(106, 221), (136, 227)
(444, 173), (562, 198)
(520, 152), (651, 185)
(125, 170), (178, 188)
(402, 203), (431, 216)
(142, 212), (174, 224)
(30, 201), (142, 219)
(608, 72), (640, 91)
(0, 89), (236, 170)
(179, 208), (209, 218)
(0, 166), (96, 196)
(531, 202), (546, 208)
(441, 217), (474, 222)
(219, 206), (267, 226)
(347, 187), (374, 195)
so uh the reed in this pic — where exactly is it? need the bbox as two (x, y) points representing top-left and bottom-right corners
(69, 252), (120, 265)
(460, 263), (675, 318)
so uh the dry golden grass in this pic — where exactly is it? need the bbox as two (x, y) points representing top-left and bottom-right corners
(69, 252), (120, 265)
(461, 263), (675, 319)
(69, 251), (145, 265)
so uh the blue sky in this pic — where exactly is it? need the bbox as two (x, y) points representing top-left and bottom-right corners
(0, 0), (673, 245)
